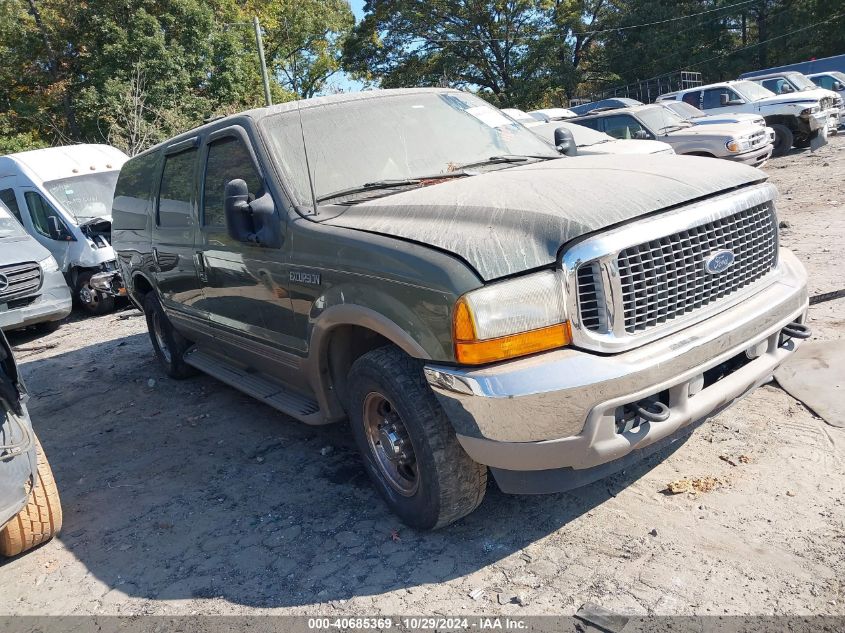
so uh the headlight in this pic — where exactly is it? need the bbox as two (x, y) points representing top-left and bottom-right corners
(800, 106), (820, 116)
(726, 137), (753, 153)
(452, 270), (571, 365)
(39, 255), (60, 273)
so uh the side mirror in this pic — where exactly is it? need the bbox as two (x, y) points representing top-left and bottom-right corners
(224, 179), (251, 242)
(634, 130), (650, 140)
(719, 93), (730, 106)
(554, 127), (577, 156)
(833, 81), (843, 91)
(223, 178), (282, 249)
(47, 216), (69, 241)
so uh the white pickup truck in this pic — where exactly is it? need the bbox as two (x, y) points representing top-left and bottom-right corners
(658, 79), (835, 156)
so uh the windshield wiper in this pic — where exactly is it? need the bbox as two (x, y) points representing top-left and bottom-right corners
(316, 172), (473, 203)
(451, 154), (557, 171)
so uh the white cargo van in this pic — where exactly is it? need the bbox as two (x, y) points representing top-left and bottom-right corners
(0, 145), (128, 314)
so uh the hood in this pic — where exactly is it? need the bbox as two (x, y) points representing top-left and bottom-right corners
(324, 154), (764, 281)
(663, 123), (749, 140)
(692, 113), (764, 126)
(579, 139), (672, 155)
(0, 235), (51, 265)
(753, 91), (826, 107)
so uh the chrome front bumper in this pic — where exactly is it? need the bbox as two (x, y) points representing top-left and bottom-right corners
(425, 248), (808, 482)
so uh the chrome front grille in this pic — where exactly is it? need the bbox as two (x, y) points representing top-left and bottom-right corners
(0, 262), (43, 300)
(750, 129), (767, 147)
(576, 263), (606, 332)
(615, 203), (777, 334)
(567, 183), (781, 352)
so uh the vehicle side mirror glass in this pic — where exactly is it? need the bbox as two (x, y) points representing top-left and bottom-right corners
(719, 93), (729, 106)
(833, 81), (843, 91)
(554, 127), (577, 156)
(634, 130), (650, 140)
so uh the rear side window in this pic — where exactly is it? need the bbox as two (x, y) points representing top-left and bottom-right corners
(157, 149), (198, 228)
(202, 137), (262, 227)
(681, 91), (701, 107)
(114, 152), (159, 230)
(0, 189), (22, 223)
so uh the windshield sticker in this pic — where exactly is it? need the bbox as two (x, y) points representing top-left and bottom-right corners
(466, 106), (514, 129)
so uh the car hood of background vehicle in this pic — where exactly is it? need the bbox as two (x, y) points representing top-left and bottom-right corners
(579, 139), (671, 155)
(324, 154), (764, 281)
(0, 236), (51, 266)
(664, 123), (752, 140)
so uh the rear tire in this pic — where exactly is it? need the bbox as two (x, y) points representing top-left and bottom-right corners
(0, 435), (62, 557)
(770, 124), (794, 157)
(143, 293), (197, 379)
(347, 346), (487, 529)
(76, 272), (115, 315)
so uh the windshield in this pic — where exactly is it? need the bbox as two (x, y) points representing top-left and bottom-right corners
(786, 73), (818, 91)
(44, 171), (120, 222)
(733, 81), (776, 102)
(0, 203), (27, 239)
(666, 101), (704, 119)
(260, 91), (559, 208)
(637, 106), (690, 132)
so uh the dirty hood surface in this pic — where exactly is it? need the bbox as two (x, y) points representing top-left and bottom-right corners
(324, 154), (765, 281)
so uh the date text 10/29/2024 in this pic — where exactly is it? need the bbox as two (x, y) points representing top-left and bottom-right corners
(307, 617), (528, 631)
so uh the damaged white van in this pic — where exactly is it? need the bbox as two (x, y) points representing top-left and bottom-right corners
(0, 145), (128, 314)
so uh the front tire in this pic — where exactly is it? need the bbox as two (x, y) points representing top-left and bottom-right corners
(770, 124), (794, 157)
(347, 346), (487, 529)
(143, 293), (197, 379)
(0, 435), (62, 557)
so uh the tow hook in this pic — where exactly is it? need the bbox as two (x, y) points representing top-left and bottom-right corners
(781, 322), (812, 341)
(635, 399), (671, 423)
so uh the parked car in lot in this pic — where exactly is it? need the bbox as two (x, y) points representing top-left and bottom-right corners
(659, 80), (835, 155)
(528, 107), (577, 121)
(807, 71), (845, 126)
(0, 144), (129, 314)
(0, 201), (72, 333)
(500, 108), (545, 127)
(744, 71), (843, 132)
(570, 104), (774, 165)
(114, 88), (808, 529)
(0, 330), (62, 556)
(570, 97), (642, 116)
(657, 99), (767, 128)
(532, 120), (675, 156)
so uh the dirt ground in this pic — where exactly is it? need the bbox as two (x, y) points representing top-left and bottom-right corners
(1, 136), (843, 617)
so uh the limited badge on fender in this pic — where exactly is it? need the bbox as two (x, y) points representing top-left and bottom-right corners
(704, 249), (735, 275)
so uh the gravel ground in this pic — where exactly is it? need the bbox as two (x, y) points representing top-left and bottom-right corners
(1, 136), (843, 616)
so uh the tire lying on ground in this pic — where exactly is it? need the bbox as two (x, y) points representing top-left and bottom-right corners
(0, 435), (63, 557)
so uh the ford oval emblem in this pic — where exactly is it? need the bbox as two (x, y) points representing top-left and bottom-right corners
(704, 249), (735, 275)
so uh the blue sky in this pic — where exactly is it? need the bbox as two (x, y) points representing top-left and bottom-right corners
(334, 0), (368, 92)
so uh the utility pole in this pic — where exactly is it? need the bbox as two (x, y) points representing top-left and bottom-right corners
(253, 16), (273, 107)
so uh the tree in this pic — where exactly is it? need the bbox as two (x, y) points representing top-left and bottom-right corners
(248, 0), (355, 98)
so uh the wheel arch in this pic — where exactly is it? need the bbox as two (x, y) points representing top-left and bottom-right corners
(306, 304), (433, 422)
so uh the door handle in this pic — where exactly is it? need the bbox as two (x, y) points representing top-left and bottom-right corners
(151, 247), (159, 269)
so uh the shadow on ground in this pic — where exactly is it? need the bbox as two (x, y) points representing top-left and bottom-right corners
(1, 332), (691, 607)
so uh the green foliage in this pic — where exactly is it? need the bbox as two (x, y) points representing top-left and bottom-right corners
(344, 0), (845, 108)
(249, 0), (355, 98)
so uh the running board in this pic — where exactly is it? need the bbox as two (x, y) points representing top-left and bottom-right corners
(184, 348), (321, 423)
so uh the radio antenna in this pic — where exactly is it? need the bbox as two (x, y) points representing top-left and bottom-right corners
(285, 17), (319, 216)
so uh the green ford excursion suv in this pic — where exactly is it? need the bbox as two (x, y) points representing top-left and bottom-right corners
(112, 88), (809, 529)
